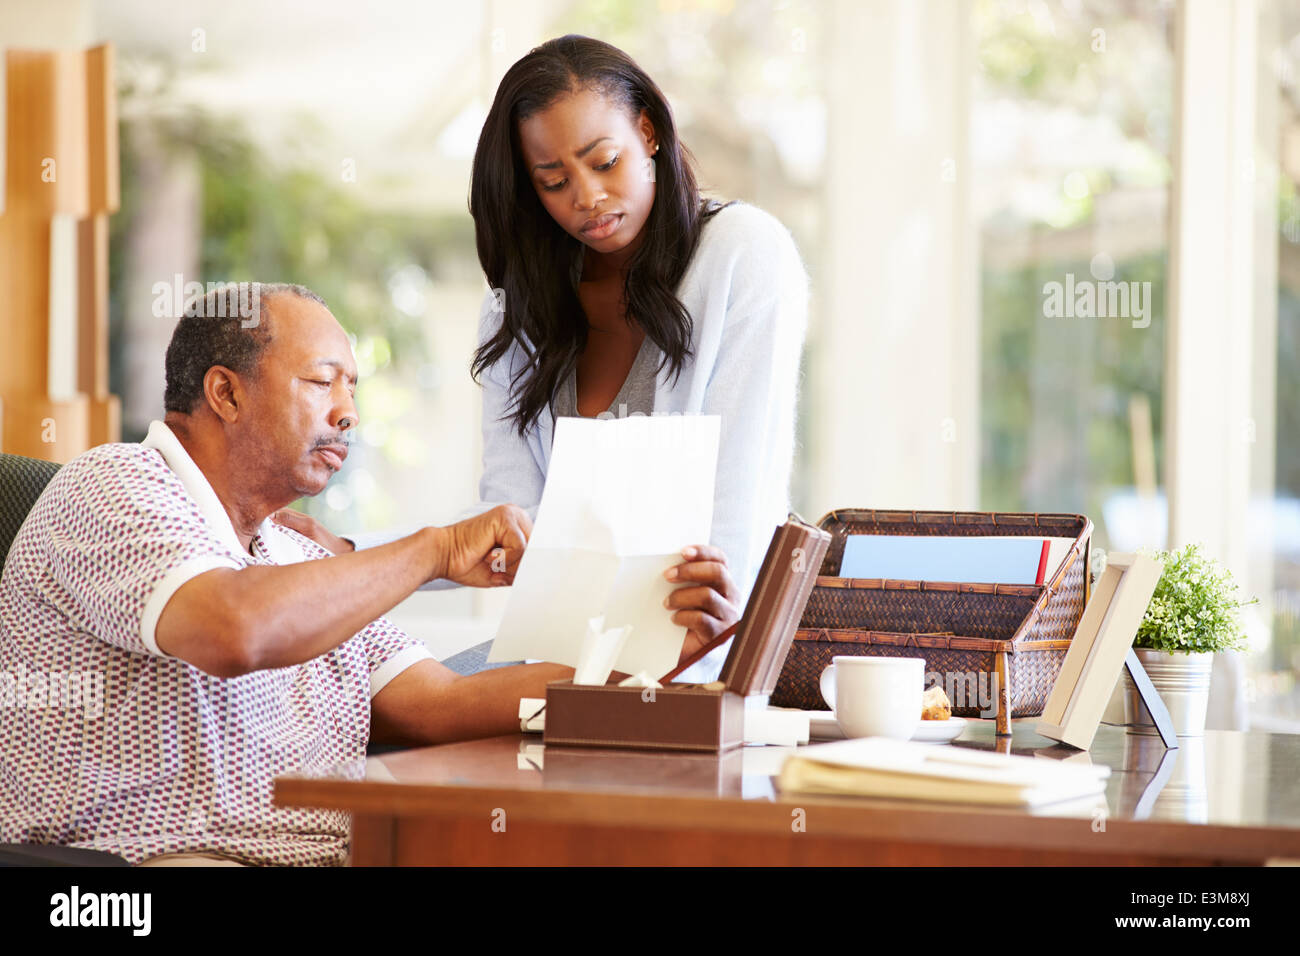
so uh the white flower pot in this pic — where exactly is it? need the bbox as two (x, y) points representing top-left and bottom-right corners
(1122, 648), (1213, 737)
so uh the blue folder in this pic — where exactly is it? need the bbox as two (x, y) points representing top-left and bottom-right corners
(838, 534), (1046, 585)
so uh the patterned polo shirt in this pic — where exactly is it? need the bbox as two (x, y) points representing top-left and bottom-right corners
(0, 421), (433, 866)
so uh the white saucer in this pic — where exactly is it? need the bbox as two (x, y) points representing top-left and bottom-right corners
(910, 716), (967, 743)
(806, 712), (967, 744)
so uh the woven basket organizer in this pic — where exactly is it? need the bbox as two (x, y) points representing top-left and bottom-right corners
(770, 509), (1093, 730)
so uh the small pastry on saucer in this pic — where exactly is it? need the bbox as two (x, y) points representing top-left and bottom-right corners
(921, 684), (952, 721)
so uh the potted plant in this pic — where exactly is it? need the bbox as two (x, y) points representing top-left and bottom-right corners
(1124, 543), (1254, 737)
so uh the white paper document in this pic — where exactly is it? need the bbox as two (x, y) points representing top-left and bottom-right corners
(487, 415), (721, 678)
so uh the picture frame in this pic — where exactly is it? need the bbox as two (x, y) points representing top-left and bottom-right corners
(1036, 552), (1176, 751)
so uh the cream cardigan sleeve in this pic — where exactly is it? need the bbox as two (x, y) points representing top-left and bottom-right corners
(695, 204), (810, 604)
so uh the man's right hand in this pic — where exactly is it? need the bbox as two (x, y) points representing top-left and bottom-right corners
(433, 505), (533, 587)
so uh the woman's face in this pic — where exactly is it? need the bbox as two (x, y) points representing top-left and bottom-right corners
(517, 87), (657, 264)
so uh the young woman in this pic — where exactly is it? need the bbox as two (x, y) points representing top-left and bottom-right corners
(283, 35), (808, 680)
(467, 34), (808, 677)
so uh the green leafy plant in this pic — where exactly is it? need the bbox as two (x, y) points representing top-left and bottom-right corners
(1134, 544), (1255, 654)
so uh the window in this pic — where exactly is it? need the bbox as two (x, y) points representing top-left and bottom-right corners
(974, 0), (1173, 555)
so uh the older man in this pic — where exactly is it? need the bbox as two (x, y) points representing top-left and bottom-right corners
(0, 282), (738, 866)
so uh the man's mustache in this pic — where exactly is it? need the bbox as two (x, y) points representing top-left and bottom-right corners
(312, 435), (353, 449)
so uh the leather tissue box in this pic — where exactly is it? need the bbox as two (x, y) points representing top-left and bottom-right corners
(542, 515), (831, 753)
(543, 681), (746, 753)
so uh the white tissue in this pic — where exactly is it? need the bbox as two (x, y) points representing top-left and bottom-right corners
(617, 671), (663, 690)
(572, 616), (632, 686)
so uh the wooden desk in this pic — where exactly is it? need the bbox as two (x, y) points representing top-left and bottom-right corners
(274, 720), (1300, 866)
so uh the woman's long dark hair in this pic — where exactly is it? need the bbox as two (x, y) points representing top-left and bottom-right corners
(469, 34), (730, 436)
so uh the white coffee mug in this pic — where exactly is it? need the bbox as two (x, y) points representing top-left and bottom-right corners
(820, 656), (925, 740)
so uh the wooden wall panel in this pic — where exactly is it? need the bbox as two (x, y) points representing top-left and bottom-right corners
(0, 43), (120, 461)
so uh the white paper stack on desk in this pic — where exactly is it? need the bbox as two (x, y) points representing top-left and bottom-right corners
(778, 737), (1110, 808)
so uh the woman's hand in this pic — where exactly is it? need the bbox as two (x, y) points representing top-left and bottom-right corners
(664, 544), (740, 664)
(272, 509), (356, 556)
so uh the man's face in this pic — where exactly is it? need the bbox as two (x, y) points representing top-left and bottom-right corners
(235, 294), (359, 501)
(517, 87), (658, 259)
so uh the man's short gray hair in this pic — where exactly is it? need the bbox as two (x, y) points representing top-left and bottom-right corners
(163, 282), (326, 414)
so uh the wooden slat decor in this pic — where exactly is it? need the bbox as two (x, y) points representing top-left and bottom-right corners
(770, 509), (1093, 735)
(0, 44), (120, 462)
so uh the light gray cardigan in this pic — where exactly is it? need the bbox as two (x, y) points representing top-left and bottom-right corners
(477, 201), (809, 601)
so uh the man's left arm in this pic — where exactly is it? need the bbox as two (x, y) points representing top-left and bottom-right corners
(369, 658), (572, 746)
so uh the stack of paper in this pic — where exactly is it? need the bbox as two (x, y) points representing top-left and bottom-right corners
(488, 415), (721, 679)
(778, 737), (1109, 808)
